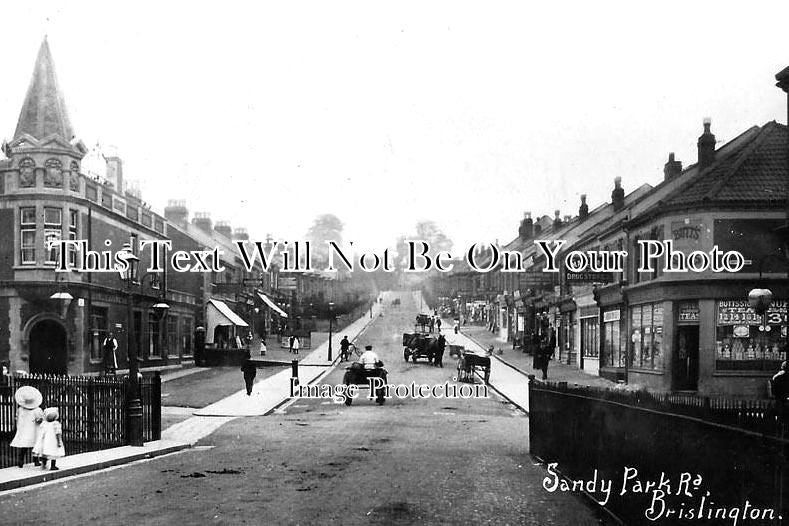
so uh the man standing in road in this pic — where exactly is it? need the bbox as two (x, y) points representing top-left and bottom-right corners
(340, 336), (351, 361)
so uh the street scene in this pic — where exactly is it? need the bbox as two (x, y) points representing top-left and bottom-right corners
(1, 2), (789, 525)
(1, 292), (609, 525)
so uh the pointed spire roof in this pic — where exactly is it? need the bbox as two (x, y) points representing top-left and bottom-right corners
(14, 37), (75, 142)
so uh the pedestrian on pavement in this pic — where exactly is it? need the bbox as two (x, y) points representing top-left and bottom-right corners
(103, 332), (119, 376)
(436, 318), (442, 332)
(39, 407), (65, 470)
(10, 386), (43, 468)
(771, 361), (789, 421)
(293, 336), (301, 355)
(288, 335), (295, 354)
(340, 336), (351, 361)
(429, 317), (435, 333)
(241, 360), (257, 396)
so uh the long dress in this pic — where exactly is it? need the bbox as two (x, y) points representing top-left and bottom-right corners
(40, 420), (65, 458)
(10, 407), (43, 449)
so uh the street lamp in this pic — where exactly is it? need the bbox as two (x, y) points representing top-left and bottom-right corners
(119, 243), (169, 447)
(327, 301), (335, 362)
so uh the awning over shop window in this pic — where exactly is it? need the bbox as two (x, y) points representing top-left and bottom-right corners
(257, 292), (288, 318)
(208, 299), (249, 327)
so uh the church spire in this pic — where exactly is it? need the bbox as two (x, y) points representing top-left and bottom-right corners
(14, 37), (75, 142)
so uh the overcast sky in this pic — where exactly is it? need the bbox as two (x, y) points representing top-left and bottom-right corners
(0, 1), (787, 254)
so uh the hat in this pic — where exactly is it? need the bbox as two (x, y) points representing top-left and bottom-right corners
(44, 407), (59, 422)
(14, 386), (42, 409)
(364, 345), (373, 350)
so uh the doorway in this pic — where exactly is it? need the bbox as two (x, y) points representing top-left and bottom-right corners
(674, 326), (699, 391)
(29, 319), (67, 375)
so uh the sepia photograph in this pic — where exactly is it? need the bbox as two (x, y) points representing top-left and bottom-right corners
(0, 1), (788, 524)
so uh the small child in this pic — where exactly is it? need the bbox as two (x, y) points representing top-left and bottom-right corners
(40, 407), (65, 471)
(10, 386), (43, 468)
(31, 407), (45, 466)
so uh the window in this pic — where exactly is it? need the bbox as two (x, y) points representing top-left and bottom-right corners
(20, 207), (36, 264)
(715, 300), (787, 371)
(148, 313), (161, 358)
(68, 210), (78, 267)
(602, 309), (625, 367)
(580, 316), (599, 358)
(181, 317), (193, 356)
(89, 307), (109, 361)
(44, 207), (62, 265)
(167, 316), (178, 357)
(630, 303), (664, 370)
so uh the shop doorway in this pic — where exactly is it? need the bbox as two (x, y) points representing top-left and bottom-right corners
(674, 326), (699, 391)
(29, 319), (67, 375)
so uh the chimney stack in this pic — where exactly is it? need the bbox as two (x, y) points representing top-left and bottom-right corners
(663, 152), (683, 181)
(192, 212), (212, 233)
(233, 228), (249, 240)
(697, 118), (716, 170)
(214, 220), (232, 238)
(553, 210), (562, 228)
(612, 177), (625, 211)
(563, 215), (572, 223)
(579, 194), (589, 220)
(518, 212), (534, 241)
(164, 199), (188, 226)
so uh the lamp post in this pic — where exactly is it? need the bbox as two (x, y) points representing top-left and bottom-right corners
(119, 243), (169, 447)
(327, 301), (335, 362)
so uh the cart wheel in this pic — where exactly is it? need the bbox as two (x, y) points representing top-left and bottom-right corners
(412, 354), (418, 362)
(344, 393), (353, 406)
(484, 368), (490, 385)
(404, 348), (410, 361)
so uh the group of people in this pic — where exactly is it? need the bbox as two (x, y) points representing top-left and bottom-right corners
(10, 386), (66, 470)
(426, 316), (442, 333)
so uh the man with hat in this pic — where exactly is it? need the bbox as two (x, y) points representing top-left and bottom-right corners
(10, 386), (44, 467)
(359, 345), (381, 370)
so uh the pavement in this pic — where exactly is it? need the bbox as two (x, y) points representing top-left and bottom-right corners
(0, 296), (385, 493)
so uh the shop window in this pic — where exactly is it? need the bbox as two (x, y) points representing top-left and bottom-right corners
(181, 317), (193, 356)
(630, 303), (664, 370)
(167, 316), (178, 357)
(715, 300), (787, 371)
(602, 310), (625, 367)
(581, 317), (599, 358)
(20, 207), (36, 264)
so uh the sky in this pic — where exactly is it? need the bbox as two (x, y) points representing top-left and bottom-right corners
(0, 1), (787, 255)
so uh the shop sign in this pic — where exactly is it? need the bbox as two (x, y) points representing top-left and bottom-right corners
(603, 310), (620, 322)
(678, 302), (700, 324)
(717, 300), (788, 326)
(564, 270), (614, 283)
(671, 219), (703, 251)
(519, 272), (555, 288)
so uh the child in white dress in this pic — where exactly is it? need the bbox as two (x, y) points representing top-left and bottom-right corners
(40, 407), (65, 471)
(10, 386), (43, 468)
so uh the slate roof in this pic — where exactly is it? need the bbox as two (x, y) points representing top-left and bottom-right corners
(14, 38), (75, 142)
(663, 121), (787, 207)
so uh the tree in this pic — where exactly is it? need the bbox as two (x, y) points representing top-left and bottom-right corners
(305, 214), (344, 268)
(414, 220), (453, 254)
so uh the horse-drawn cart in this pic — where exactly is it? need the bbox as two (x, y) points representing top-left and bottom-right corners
(456, 349), (491, 384)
